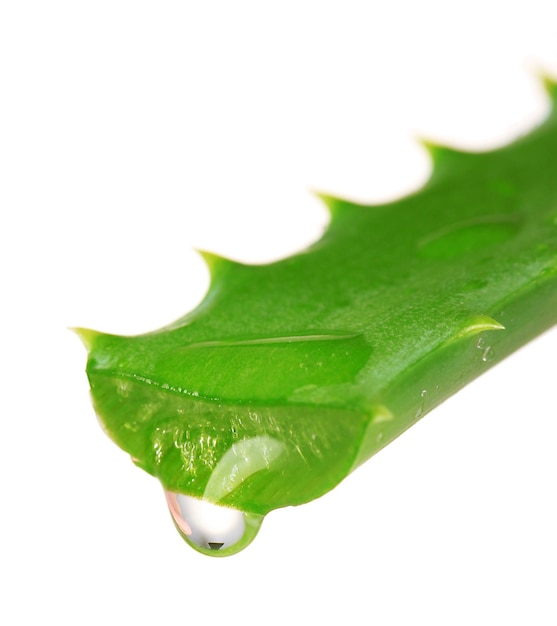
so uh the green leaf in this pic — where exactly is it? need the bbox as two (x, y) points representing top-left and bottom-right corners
(78, 76), (557, 555)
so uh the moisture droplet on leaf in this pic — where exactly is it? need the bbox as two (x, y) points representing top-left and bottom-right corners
(165, 491), (264, 556)
(481, 346), (493, 362)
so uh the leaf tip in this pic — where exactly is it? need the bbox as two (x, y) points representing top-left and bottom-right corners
(452, 315), (506, 342)
(417, 135), (468, 165)
(370, 404), (394, 424)
(195, 248), (247, 280)
(416, 135), (474, 185)
(538, 69), (557, 103)
(312, 190), (359, 223)
(70, 326), (100, 352)
(313, 190), (340, 215)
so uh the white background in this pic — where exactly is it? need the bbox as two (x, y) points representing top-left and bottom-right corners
(1, 2), (556, 624)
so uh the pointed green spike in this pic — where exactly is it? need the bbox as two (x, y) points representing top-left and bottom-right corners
(539, 69), (557, 102)
(313, 191), (349, 221)
(196, 249), (247, 281)
(418, 136), (469, 163)
(71, 327), (101, 352)
(416, 136), (474, 184)
(449, 315), (506, 343)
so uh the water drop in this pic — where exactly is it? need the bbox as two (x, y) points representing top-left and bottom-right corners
(481, 346), (493, 362)
(415, 389), (427, 419)
(476, 336), (494, 362)
(165, 491), (263, 556)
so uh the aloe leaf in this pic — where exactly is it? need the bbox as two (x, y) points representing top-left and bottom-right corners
(78, 76), (557, 556)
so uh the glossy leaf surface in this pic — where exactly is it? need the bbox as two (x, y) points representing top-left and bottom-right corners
(79, 78), (557, 554)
